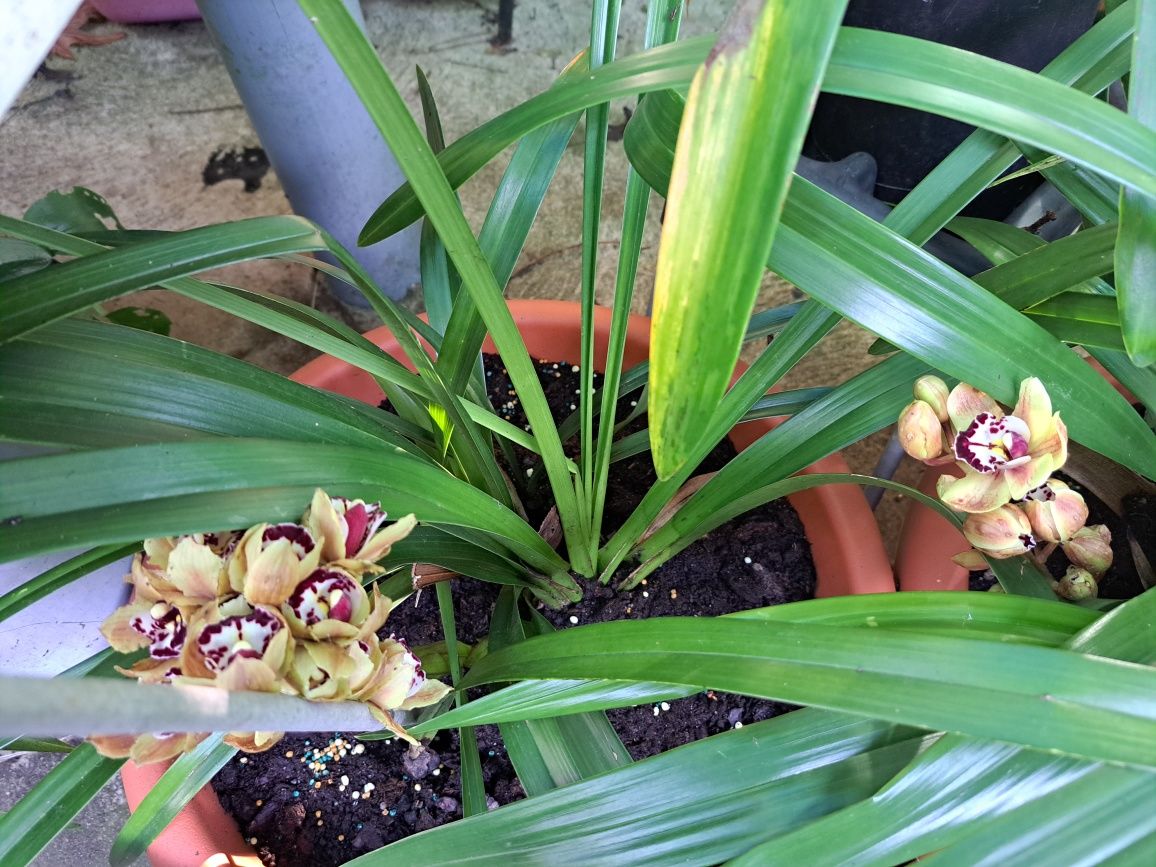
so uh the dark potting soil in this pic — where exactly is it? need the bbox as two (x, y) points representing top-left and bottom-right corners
(213, 353), (816, 865)
(968, 470), (1154, 599)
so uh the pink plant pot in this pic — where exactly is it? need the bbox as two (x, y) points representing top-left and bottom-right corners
(89, 0), (201, 24)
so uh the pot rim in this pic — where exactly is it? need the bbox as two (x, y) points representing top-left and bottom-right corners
(122, 298), (895, 867)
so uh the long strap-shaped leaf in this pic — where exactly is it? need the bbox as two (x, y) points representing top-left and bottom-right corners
(0, 439), (569, 585)
(0, 215), (325, 343)
(0, 542), (138, 624)
(348, 710), (925, 866)
(885, 0), (1136, 244)
(459, 615), (1156, 768)
(647, 0), (848, 478)
(363, 22), (1156, 242)
(299, 0), (593, 574)
(625, 89), (1156, 482)
(0, 216), (433, 403)
(0, 743), (124, 867)
(409, 592), (1096, 735)
(2, 318), (423, 451)
(1116, 0), (1156, 365)
(730, 587), (1156, 866)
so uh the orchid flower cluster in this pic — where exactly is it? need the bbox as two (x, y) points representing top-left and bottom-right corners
(898, 376), (1113, 600)
(91, 489), (450, 764)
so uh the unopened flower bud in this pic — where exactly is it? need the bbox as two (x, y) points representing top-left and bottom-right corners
(1021, 479), (1088, 543)
(913, 375), (950, 422)
(898, 400), (946, 461)
(962, 505), (1038, 559)
(1053, 565), (1097, 601)
(1062, 524), (1113, 575)
(951, 549), (989, 571)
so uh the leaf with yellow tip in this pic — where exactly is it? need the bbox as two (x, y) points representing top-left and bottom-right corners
(648, 0), (849, 478)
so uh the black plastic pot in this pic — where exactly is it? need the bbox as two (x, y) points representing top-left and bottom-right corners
(805, 0), (1101, 218)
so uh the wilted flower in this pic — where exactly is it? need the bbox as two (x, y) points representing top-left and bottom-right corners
(898, 400), (947, 461)
(937, 378), (1068, 513)
(1021, 479), (1088, 543)
(961, 504), (1038, 559)
(303, 490), (417, 574)
(1062, 524), (1114, 575)
(1054, 565), (1098, 600)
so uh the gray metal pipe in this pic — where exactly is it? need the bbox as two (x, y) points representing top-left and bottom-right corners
(196, 0), (420, 305)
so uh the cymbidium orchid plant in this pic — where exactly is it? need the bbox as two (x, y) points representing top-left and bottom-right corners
(2, 0), (1156, 864)
(897, 375), (1114, 599)
(93, 490), (445, 763)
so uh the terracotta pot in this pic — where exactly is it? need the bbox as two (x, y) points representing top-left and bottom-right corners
(122, 299), (895, 866)
(894, 363), (1138, 592)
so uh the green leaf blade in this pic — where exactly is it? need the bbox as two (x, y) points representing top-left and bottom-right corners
(648, 0), (848, 478)
(1115, 0), (1156, 365)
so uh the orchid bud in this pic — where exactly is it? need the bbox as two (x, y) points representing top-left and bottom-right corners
(913, 375), (950, 422)
(1053, 565), (1097, 601)
(1062, 524), (1113, 575)
(1021, 479), (1088, 543)
(951, 549), (990, 571)
(961, 505), (1038, 559)
(898, 400), (946, 461)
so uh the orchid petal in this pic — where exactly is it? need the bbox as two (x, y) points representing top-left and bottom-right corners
(167, 536), (227, 599)
(937, 471), (1011, 513)
(242, 539), (302, 606)
(398, 678), (452, 711)
(1012, 377), (1053, 443)
(947, 383), (1000, 432)
(356, 513), (418, 564)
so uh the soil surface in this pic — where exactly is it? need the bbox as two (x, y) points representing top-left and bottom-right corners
(213, 352), (817, 865)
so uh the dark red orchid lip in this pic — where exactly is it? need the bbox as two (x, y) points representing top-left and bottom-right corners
(332, 497), (390, 558)
(130, 604), (186, 660)
(288, 569), (359, 626)
(263, 523), (316, 558)
(197, 608), (282, 672)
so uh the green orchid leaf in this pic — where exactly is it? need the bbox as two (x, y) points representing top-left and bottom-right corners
(365, 14), (1154, 242)
(0, 744), (124, 867)
(0, 440), (569, 582)
(415, 66), (456, 337)
(0, 215), (327, 343)
(917, 765), (1156, 867)
(0, 319), (421, 451)
(0, 737), (74, 753)
(0, 238), (52, 281)
(459, 615), (1156, 768)
(412, 592), (1094, 733)
(1116, 0), (1156, 365)
(349, 710), (925, 866)
(301, 0), (593, 572)
(647, 0), (848, 478)
(0, 542), (137, 624)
